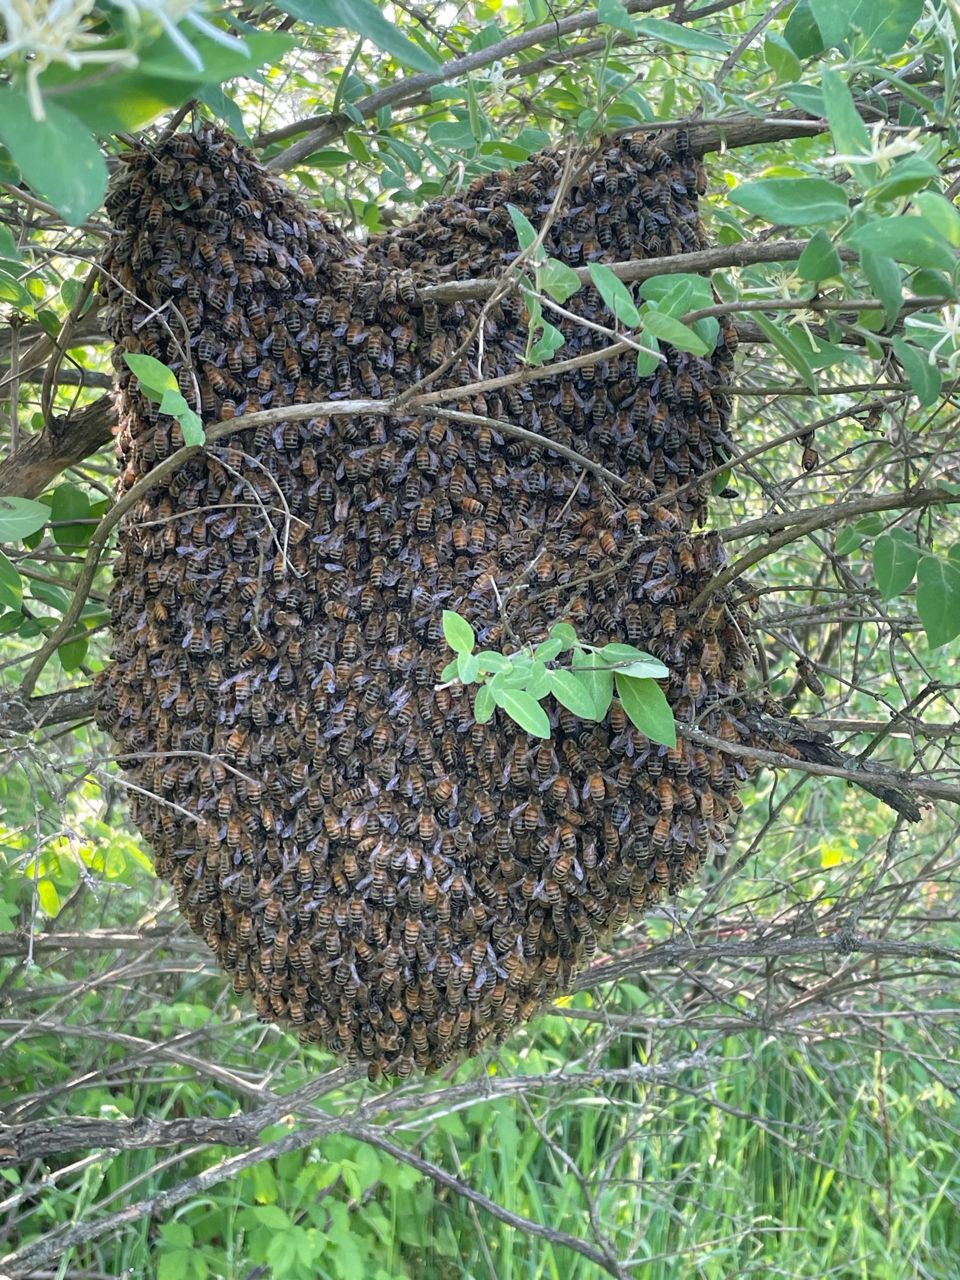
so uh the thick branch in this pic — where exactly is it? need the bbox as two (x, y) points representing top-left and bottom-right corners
(0, 395), (115, 499)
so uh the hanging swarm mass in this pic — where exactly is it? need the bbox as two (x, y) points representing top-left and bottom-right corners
(97, 124), (757, 1078)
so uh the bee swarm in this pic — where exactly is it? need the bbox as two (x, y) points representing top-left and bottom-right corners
(97, 125), (755, 1078)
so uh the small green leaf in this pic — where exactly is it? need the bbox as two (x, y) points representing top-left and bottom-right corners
(541, 257), (582, 304)
(528, 322), (565, 364)
(457, 651), (480, 683)
(491, 686), (551, 738)
(752, 314), (817, 391)
(821, 68), (873, 170)
(549, 622), (579, 650)
(916, 554), (960, 648)
(809, 0), (849, 47)
(442, 610), (475, 654)
(912, 192), (960, 249)
(783, 0), (826, 56)
(534, 637), (565, 661)
(440, 658), (459, 681)
(639, 272), (713, 312)
(588, 263), (641, 327)
(506, 203), (541, 257)
(474, 684), (495, 723)
(36, 879), (61, 917)
(848, 217), (957, 272)
(0, 497), (50, 542)
(0, 550), (22, 610)
(893, 337), (942, 407)
(57, 636), (88, 672)
(124, 353), (178, 400)
(641, 308), (708, 355)
(526, 660), (552, 701)
(49, 483), (91, 551)
(572, 647), (613, 720)
(634, 16), (730, 52)
(178, 409), (206, 446)
(860, 251), (902, 330)
(797, 230), (843, 282)
(868, 155), (940, 203)
(594, 643), (670, 679)
(0, 87), (107, 225)
(729, 178), (848, 226)
(546, 669), (599, 720)
(614, 674), (676, 747)
(872, 532), (922, 599)
(276, 0), (440, 71)
(598, 0), (636, 34)
(476, 650), (510, 674)
(635, 332), (660, 377)
(764, 32), (801, 81)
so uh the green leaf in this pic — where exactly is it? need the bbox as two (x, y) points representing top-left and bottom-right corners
(639, 273), (714, 312)
(276, 0), (441, 71)
(548, 622), (579, 650)
(821, 68), (873, 168)
(692, 316), (720, 354)
(598, 0), (636, 35)
(784, 0), (826, 56)
(635, 332), (660, 377)
(457, 651), (480, 683)
(525, 660), (552, 701)
(729, 178), (848, 226)
(474, 683), (495, 723)
(912, 192), (960, 249)
(0, 550), (22, 611)
(572, 648), (614, 720)
(534, 637), (565, 661)
(860, 251), (902, 330)
(491, 687), (551, 738)
(528, 322), (565, 364)
(57, 636), (88, 672)
(124, 353), (178, 400)
(868, 155), (940, 203)
(797, 230), (843, 282)
(872, 532), (921, 599)
(752, 314), (817, 391)
(916, 553), (960, 648)
(0, 87), (107, 225)
(614, 674), (676, 747)
(440, 658), (459, 681)
(0, 268), (34, 313)
(546, 669), (600, 720)
(594, 643), (670, 679)
(442, 610), (475, 654)
(809, 0), (850, 47)
(847, 217), (957, 272)
(0, 497), (50, 543)
(764, 33), (801, 82)
(36, 879), (61, 917)
(633, 16), (730, 53)
(0, 224), (22, 265)
(50, 483), (91, 551)
(178, 409), (206, 447)
(588, 263), (641, 327)
(475, 650), (510, 674)
(506, 203), (540, 256)
(541, 257), (582, 304)
(848, 0), (924, 54)
(641, 308), (708, 355)
(893, 337), (942, 406)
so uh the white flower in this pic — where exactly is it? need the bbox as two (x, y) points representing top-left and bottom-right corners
(907, 304), (960, 375)
(821, 122), (925, 174)
(0, 0), (245, 121)
(0, 0), (136, 120)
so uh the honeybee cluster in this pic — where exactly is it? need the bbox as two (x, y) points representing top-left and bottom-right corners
(97, 124), (756, 1078)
